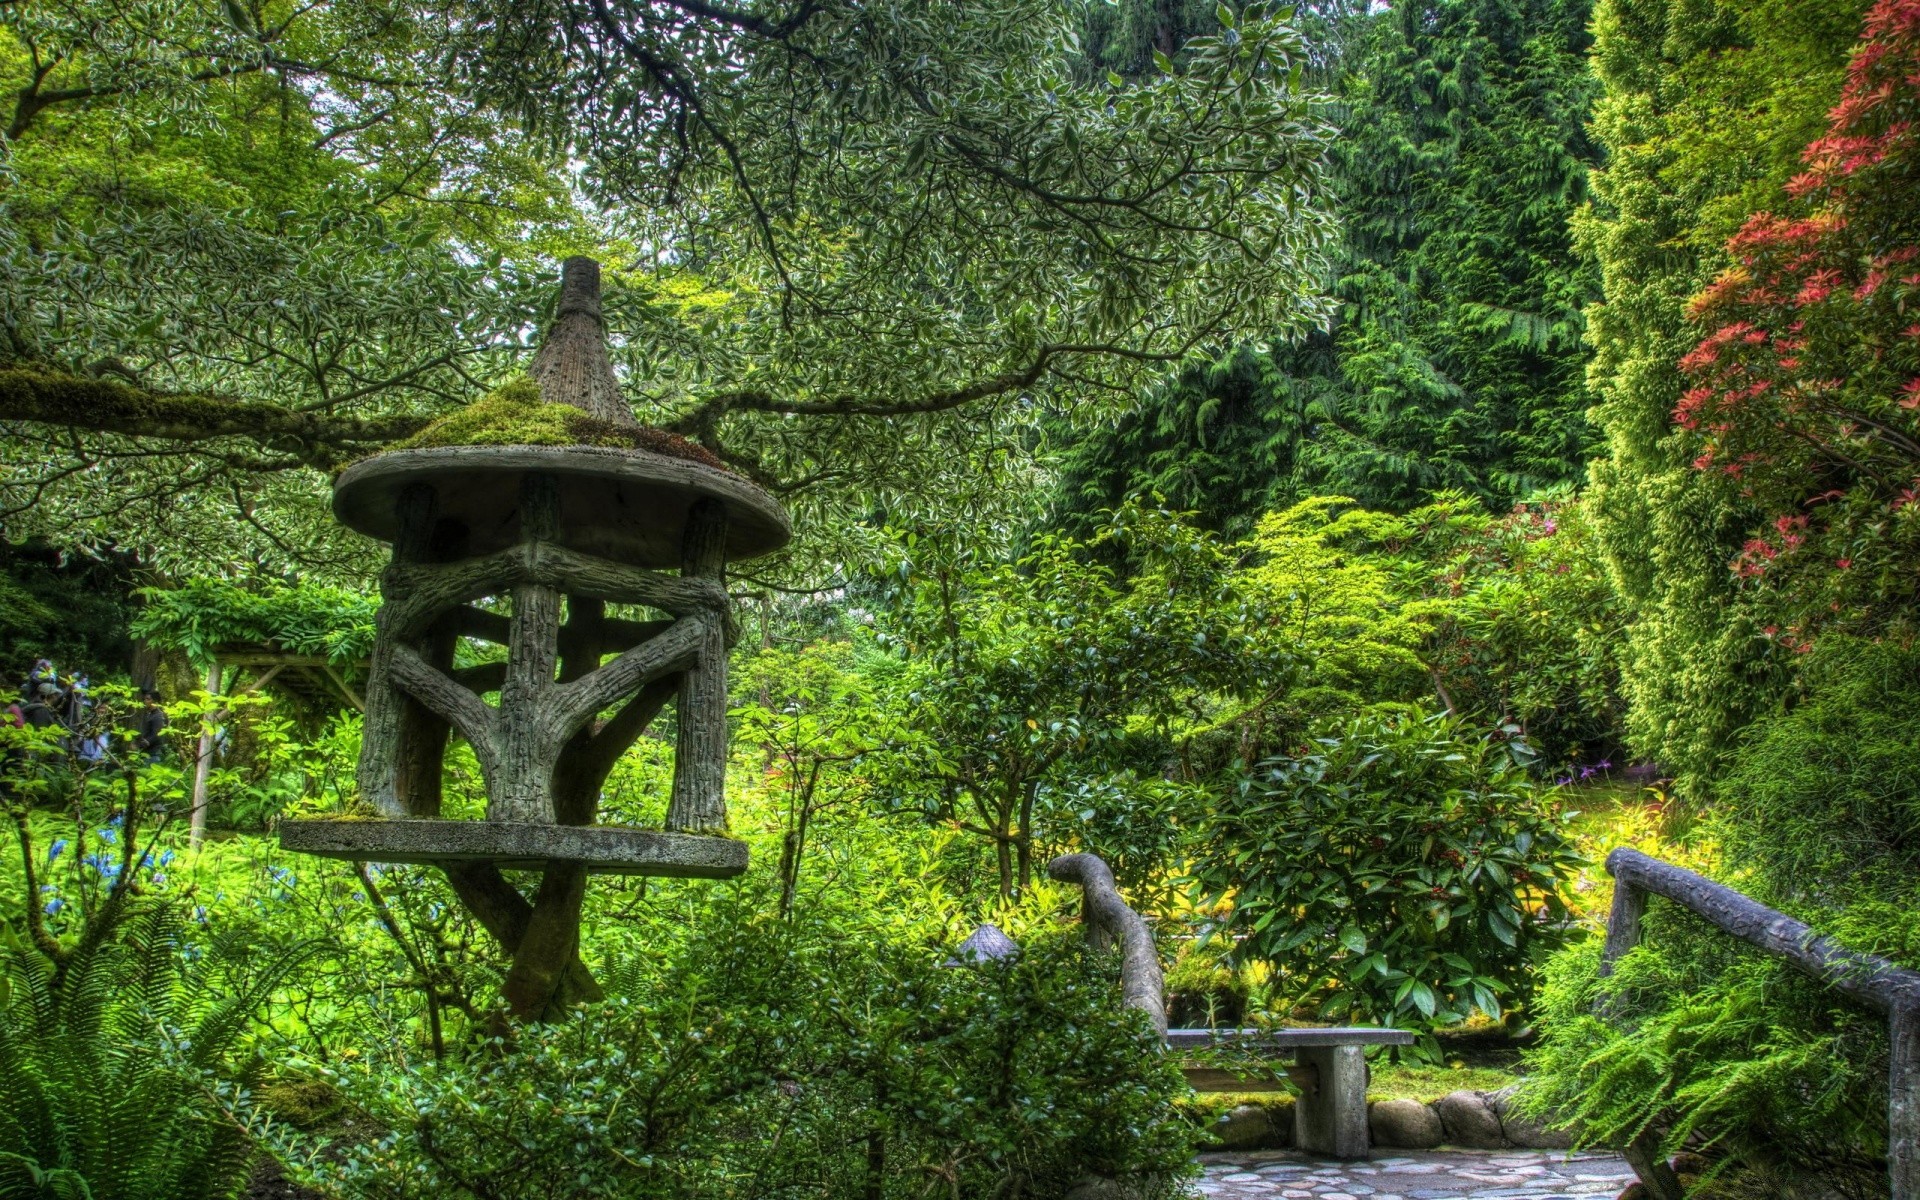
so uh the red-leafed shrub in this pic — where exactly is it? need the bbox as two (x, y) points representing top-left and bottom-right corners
(1679, 0), (1920, 643)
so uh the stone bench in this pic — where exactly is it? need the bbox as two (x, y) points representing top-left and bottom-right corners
(1168, 1026), (1414, 1159)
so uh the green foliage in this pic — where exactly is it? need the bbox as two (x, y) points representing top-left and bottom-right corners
(132, 580), (375, 665)
(0, 543), (137, 684)
(1673, 0), (1920, 654)
(299, 903), (1195, 1200)
(1192, 708), (1583, 1056)
(1051, 0), (1601, 532)
(1520, 932), (1891, 1191)
(734, 639), (911, 918)
(870, 502), (1277, 899)
(1238, 496), (1434, 719)
(1717, 637), (1920, 908)
(2, 0), (1341, 583)
(1579, 0), (1872, 792)
(1522, 638), (1920, 1186)
(1237, 493), (1627, 768)
(0, 729), (306, 1200)
(0, 0), (584, 579)
(0, 906), (285, 1200)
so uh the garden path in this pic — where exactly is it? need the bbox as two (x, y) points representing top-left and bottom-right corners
(1195, 1148), (1635, 1199)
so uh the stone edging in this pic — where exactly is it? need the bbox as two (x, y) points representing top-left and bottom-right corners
(1204, 1086), (1572, 1152)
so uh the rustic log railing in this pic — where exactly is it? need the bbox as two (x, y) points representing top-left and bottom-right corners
(1047, 852), (1168, 1037)
(1601, 847), (1920, 1200)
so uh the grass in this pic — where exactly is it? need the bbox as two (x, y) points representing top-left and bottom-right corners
(1559, 776), (1717, 922)
(1368, 1061), (1516, 1102)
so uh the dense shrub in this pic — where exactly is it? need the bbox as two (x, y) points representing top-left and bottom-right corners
(1580, 0), (1872, 794)
(0, 907), (281, 1200)
(1191, 708), (1583, 1056)
(298, 902), (1197, 1200)
(1237, 493), (1626, 770)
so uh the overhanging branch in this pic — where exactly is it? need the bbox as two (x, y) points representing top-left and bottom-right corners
(0, 368), (433, 467)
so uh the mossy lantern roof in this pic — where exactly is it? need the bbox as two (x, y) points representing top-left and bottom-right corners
(331, 258), (790, 569)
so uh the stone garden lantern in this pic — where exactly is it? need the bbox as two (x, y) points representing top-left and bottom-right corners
(280, 258), (789, 1017)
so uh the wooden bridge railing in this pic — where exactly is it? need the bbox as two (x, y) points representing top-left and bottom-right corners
(1047, 852), (1168, 1037)
(1601, 847), (1920, 1199)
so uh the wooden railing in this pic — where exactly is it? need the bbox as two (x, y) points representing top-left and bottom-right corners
(1601, 848), (1920, 1199)
(1047, 852), (1168, 1037)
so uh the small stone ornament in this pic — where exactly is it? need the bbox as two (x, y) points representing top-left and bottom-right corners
(947, 923), (1021, 966)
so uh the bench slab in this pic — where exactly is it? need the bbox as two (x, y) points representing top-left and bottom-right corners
(1170, 1027), (1412, 1159)
(1167, 1026), (1415, 1050)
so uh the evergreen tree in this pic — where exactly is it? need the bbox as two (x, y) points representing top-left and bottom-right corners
(1051, 0), (1601, 536)
(1577, 0), (1870, 789)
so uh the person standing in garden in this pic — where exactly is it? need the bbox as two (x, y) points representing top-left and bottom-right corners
(132, 690), (168, 764)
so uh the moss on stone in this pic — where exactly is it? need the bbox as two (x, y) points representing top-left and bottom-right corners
(258, 1078), (345, 1129)
(391, 377), (726, 471)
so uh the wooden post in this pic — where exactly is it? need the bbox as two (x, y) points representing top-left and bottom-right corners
(1893, 1000), (1920, 1200)
(1599, 878), (1646, 978)
(189, 659), (223, 847)
(496, 473), (562, 823)
(668, 498), (729, 833)
(360, 483), (438, 817)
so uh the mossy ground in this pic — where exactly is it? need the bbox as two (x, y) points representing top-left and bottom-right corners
(389, 377), (725, 470)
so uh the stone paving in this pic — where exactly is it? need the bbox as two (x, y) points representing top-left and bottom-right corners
(1195, 1148), (1636, 1199)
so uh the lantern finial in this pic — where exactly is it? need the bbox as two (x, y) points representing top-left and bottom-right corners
(527, 255), (636, 428)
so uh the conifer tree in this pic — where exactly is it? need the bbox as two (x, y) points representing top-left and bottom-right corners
(1052, 0), (1601, 536)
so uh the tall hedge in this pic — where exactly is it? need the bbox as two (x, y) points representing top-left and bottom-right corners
(1578, 0), (1870, 790)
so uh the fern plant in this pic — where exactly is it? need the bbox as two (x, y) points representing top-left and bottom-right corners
(0, 905), (289, 1200)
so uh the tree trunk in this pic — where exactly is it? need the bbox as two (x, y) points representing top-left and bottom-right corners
(501, 861), (593, 1021)
(1015, 778), (1037, 897)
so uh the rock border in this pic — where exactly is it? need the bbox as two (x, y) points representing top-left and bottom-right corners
(1197, 1086), (1573, 1152)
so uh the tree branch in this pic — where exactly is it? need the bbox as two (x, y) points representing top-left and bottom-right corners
(0, 368), (432, 467)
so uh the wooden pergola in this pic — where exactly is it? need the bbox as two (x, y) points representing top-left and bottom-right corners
(187, 645), (367, 844)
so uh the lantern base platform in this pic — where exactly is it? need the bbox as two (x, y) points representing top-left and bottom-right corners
(279, 818), (747, 878)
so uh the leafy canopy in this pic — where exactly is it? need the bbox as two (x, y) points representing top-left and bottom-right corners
(1050, 0), (1601, 535)
(0, 0), (1339, 581)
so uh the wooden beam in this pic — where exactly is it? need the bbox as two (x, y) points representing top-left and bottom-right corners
(320, 664), (365, 711)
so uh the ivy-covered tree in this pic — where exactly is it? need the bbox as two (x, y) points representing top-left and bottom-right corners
(1051, 0), (1601, 535)
(1578, 0), (1873, 790)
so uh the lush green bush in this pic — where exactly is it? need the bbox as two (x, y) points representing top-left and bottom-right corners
(296, 902), (1196, 1200)
(1521, 637), (1920, 1188)
(1579, 0), (1872, 795)
(1191, 708), (1583, 1056)
(1236, 493), (1627, 771)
